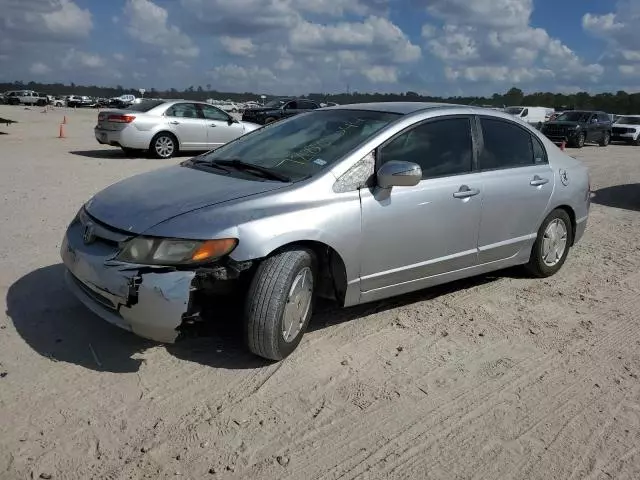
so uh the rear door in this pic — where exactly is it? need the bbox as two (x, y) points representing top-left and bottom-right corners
(197, 103), (244, 149)
(164, 102), (207, 150)
(474, 116), (553, 263)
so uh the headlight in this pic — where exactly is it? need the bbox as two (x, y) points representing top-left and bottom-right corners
(116, 237), (238, 265)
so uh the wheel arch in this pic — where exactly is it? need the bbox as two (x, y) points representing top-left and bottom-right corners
(257, 240), (349, 307)
(149, 130), (180, 150)
(552, 204), (577, 246)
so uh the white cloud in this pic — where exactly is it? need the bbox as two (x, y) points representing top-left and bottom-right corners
(0, 0), (93, 40)
(62, 49), (106, 69)
(219, 36), (256, 57)
(421, 0), (602, 87)
(29, 62), (51, 75)
(124, 0), (199, 58)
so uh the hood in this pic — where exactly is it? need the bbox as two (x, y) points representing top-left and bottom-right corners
(85, 165), (288, 234)
(613, 123), (640, 129)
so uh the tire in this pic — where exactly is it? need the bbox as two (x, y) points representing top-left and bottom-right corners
(264, 117), (277, 124)
(149, 132), (178, 159)
(526, 209), (573, 278)
(245, 248), (316, 361)
(599, 131), (610, 147)
(572, 132), (585, 148)
(633, 136), (640, 146)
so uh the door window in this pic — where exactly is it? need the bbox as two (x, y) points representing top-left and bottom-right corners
(165, 103), (199, 118)
(379, 117), (473, 179)
(199, 104), (229, 122)
(284, 101), (298, 110)
(297, 100), (318, 110)
(478, 118), (535, 170)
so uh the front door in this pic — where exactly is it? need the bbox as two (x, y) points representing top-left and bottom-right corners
(198, 104), (245, 149)
(359, 116), (482, 293)
(164, 102), (207, 150)
(474, 116), (554, 263)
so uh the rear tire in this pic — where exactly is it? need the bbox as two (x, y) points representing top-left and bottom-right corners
(526, 209), (573, 278)
(264, 117), (277, 124)
(245, 248), (316, 361)
(599, 131), (610, 147)
(149, 132), (178, 159)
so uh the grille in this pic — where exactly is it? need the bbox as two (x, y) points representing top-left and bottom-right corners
(543, 125), (566, 136)
(70, 273), (118, 312)
(612, 127), (631, 134)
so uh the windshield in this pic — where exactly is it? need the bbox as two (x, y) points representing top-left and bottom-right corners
(264, 98), (289, 108)
(615, 116), (640, 125)
(125, 100), (165, 112)
(555, 111), (591, 122)
(196, 109), (400, 180)
(505, 107), (523, 115)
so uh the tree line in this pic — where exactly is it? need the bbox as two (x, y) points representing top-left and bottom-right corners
(3, 81), (640, 114)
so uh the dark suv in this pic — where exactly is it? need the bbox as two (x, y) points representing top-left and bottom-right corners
(541, 110), (611, 148)
(241, 97), (320, 125)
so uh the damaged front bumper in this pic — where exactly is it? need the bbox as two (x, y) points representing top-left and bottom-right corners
(60, 220), (197, 343)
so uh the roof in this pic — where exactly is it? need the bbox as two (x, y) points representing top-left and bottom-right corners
(326, 101), (461, 115)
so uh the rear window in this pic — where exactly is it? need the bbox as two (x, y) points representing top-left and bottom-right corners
(125, 100), (165, 112)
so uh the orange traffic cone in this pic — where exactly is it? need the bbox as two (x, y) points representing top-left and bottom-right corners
(58, 123), (66, 138)
(62, 115), (67, 124)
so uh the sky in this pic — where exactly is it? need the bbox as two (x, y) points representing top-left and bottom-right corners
(0, 0), (639, 96)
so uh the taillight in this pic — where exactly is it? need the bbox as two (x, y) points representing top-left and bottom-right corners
(107, 114), (136, 123)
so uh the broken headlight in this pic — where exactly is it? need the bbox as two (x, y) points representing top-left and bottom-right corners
(116, 237), (238, 265)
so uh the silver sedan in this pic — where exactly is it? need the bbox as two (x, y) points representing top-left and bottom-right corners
(64, 102), (590, 360)
(94, 99), (261, 158)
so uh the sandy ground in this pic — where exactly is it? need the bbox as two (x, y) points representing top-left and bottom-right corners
(0, 104), (639, 480)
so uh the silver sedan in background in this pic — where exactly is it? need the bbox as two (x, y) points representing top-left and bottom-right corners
(65, 102), (590, 361)
(94, 99), (261, 158)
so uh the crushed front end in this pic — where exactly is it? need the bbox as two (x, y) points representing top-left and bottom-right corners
(60, 209), (250, 343)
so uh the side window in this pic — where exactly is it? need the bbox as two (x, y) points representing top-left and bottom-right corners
(298, 100), (318, 110)
(532, 135), (548, 164)
(284, 101), (298, 110)
(589, 114), (598, 124)
(479, 118), (534, 170)
(165, 103), (199, 119)
(598, 113), (610, 123)
(199, 104), (229, 122)
(522, 108), (529, 117)
(380, 117), (473, 179)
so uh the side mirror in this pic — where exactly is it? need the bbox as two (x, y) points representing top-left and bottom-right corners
(228, 117), (238, 124)
(376, 161), (422, 189)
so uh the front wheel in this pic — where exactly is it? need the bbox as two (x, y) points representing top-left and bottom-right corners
(526, 209), (573, 278)
(572, 132), (585, 148)
(149, 133), (177, 159)
(599, 131), (610, 147)
(245, 248), (316, 361)
(264, 117), (277, 124)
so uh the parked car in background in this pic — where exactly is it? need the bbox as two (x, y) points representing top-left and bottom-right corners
(540, 110), (611, 148)
(63, 102), (591, 360)
(66, 95), (93, 108)
(5, 90), (48, 106)
(504, 106), (552, 128)
(241, 97), (321, 124)
(109, 94), (136, 108)
(94, 99), (261, 158)
(611, 115), (640, 145)
(51, 96), (65, 107)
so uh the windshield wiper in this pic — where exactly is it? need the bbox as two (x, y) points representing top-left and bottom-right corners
(213, 158), (291, 182)
(187, 157), (231, 173)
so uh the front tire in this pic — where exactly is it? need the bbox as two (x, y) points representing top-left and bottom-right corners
(572, 132), (585, 148)
(526, 209), (573, 278)
(149, 133), (177, 159)
(599, 131), (610, 147)
(245, 248), (316, 361)
(264, 117), (277, 124)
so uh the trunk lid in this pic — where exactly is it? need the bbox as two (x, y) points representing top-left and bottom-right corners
(97, 109), (139, 131)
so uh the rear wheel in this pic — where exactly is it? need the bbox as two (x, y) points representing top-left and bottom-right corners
(149, 133), (177, 159)
(264, 117), (277, 124)
(245, 248), (316, 361)
(526, 209), (573, 278)
(599, 131), (610, 147)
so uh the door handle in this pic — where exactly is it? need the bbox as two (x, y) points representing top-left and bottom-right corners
(530, 175), (549, 186)
(453, 185), (480, 199)
(168, 120), (180, 125)
(208, 123), (217, 127)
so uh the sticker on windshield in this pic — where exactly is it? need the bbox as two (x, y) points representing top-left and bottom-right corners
(313, 158), (327, 166)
